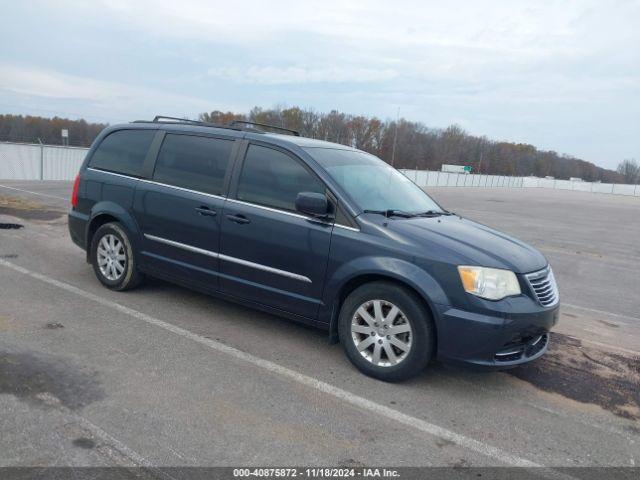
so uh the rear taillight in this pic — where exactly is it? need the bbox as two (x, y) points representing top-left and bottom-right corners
(71, 173), (81, 208)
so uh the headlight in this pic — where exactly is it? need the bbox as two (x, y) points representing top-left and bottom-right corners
(457, 266), (521, 300)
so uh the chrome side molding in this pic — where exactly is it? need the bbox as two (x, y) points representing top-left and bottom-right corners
(143, 234), (312, 283)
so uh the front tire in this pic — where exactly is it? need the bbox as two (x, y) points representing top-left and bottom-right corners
(90, 222), (143, 291)
(338, 281), (435, 382)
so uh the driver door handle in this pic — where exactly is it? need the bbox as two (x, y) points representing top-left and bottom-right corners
(195, 206), (217, 217)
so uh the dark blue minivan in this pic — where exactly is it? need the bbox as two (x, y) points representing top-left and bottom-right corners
(68, 117), (560, 381)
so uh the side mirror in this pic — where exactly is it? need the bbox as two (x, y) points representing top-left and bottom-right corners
(295, 192), (329, 218)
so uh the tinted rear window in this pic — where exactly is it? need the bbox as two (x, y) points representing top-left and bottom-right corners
(153, 134), (234, 195)
(89, 129), (155, 177)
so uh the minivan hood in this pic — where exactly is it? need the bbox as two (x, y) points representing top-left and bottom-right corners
(378, 214), (547, 274)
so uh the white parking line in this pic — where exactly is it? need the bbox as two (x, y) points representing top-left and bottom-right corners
(0, 183), (68, 201)
(75, 415), (156, 468)
(562, 335), (640, 356)
(37, 392), (176, 478)
(0, 258), (541, 468)
(562, 303), (638, 323)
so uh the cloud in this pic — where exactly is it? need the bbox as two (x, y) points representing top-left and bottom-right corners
(1, 0), (638, 167)
(207, 65), (398, 85)
(0, 63), (236, 122)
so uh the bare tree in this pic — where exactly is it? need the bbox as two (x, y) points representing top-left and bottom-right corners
(0, 114), (107, 147)
(199, 111), (245, 124)
(617, 159), (640, 184)
(0, 109), (624, 183)
(317, 110), (348, 143)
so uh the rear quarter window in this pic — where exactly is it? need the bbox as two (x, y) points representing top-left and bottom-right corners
(89, 129), (155, 177)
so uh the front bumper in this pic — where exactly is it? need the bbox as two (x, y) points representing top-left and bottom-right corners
(434, 299), (560, 369)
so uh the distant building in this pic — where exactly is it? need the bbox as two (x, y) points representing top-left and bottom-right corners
(441, 164), (471, 174)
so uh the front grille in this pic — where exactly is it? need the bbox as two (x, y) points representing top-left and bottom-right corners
(525, 267), (559, 307)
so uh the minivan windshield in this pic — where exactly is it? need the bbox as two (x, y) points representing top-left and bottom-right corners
(305, 148), (444, 215)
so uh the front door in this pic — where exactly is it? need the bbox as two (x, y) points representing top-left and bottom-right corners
(220, 143), (333, 319)
(133, 132), (235, 290)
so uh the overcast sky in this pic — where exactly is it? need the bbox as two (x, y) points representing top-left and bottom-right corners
(1, 0), (638, 169)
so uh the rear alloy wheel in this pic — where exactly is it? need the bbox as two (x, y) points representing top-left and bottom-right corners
(90, 222), (143, 291)
(97, 234), (126, 281)
(339, 281), (434, 381)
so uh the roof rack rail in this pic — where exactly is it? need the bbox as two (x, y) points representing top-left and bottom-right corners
(132, 116), (300, 136)
(131, 116), (244, 132)
(153, 115), (206, 125)
(149, 115), (245, 130)
(227, 120), (300, 137)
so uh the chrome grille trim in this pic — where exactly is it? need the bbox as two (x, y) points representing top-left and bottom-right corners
(494, 333), (549, 362)
(525, 267), (559, 307)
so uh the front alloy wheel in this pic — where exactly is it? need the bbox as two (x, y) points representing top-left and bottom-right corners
(351, 300), (413, 367)
(339, 281), (434, 382)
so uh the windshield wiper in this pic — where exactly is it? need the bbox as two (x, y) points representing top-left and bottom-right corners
(363, 209), (456, 218)
(416, 210), (455, 217)
(363, 209), (417, 218)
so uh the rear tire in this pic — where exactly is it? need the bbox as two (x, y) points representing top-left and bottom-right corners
(90, 222), (144, 291)
(338, 281), (435, 382)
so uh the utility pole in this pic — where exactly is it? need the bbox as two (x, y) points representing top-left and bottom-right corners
(37, 138), (44, 180)
(391, 107), (399, 166)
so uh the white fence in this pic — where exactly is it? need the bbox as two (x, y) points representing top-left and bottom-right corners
(0, 142), (89, 180)
(400, 169), (640, 197)
(1, 143), (638, 197)
(521, 176), (639, 195)
(401, 170), (524, 189)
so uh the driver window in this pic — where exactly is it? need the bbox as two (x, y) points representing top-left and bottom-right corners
(236, 145), (324, 211)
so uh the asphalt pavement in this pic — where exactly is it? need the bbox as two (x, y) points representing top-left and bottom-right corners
(0, 180), (638, 470)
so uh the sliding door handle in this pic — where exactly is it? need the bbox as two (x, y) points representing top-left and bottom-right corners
(225, 214), (250, 224)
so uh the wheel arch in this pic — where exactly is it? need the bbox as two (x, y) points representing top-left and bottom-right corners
(85, 202), (141, 262)
(327, 267), (444, 351)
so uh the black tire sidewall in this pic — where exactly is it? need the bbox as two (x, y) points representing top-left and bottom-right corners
(90, 222), (138, 291)
(338, 282), (434, 382)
